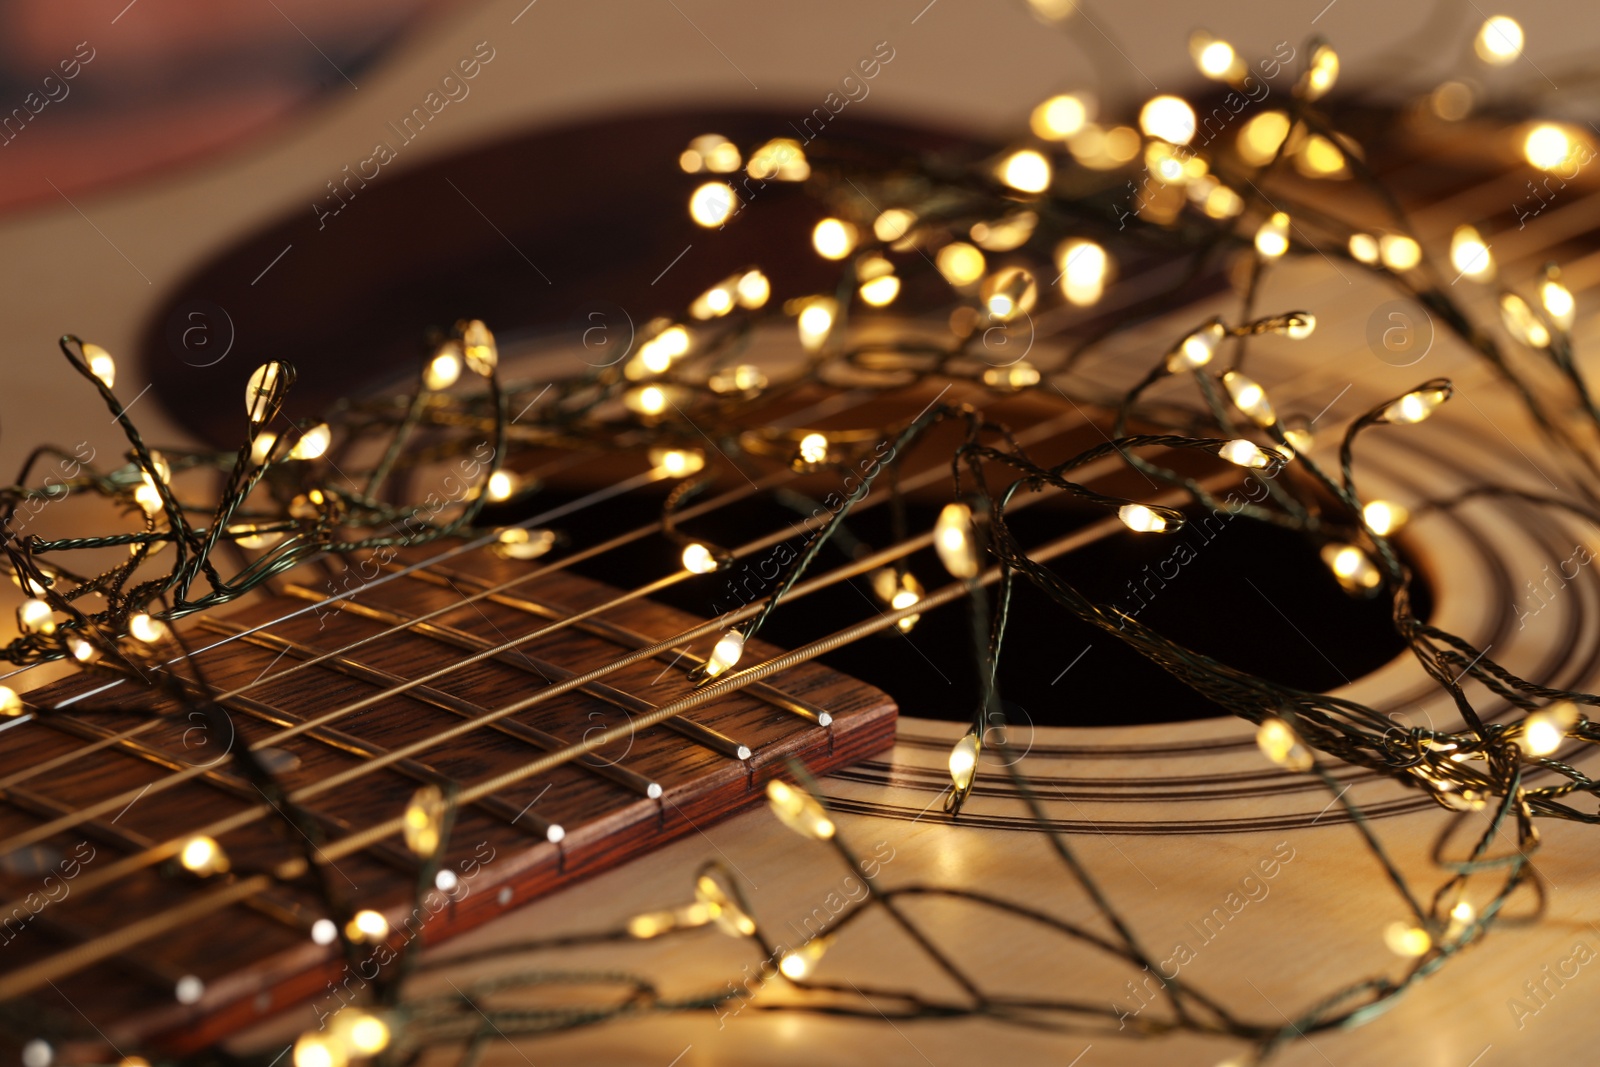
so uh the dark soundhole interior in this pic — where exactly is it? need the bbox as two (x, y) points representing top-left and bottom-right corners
(488, 488), (1432, 728)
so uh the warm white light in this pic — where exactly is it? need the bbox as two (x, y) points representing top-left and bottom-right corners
(627, 385), (670, 416)
(1475, 15), (1524, 64)
(461, 320), (497, 375)
(1450, 225), (1494, 280)
(486, 470), (517, 502)
(704, 630), (746, 678)
(402, 785), (446, 858)
(735, 270), (770, 308)
(1057, 238), (1108, 306)
(1381, 386), (1449, 424)
(1222, 371), (1275, 427)
(1524, 124), (1573, 171)
(1522, 713), (1565, 757)
(765, 779), (836, 841)
(1030, 93), (1091, 139)
(690, 182), (736, 227)
(1197, 39), (1237, 79)
(424, 348), (462, 391)
(83, 343), (116, 389)
(935, 502), (980, 578)
(1379, 234), (1421, 271)
(0, 686), (22, 717)
(1384, 922), (1432, 958)
(128, 613), (168, 644)
(345, 1014), (390, 1056)
(746, 138), (809, 181)
(948, 732), (980, 793)
(1255, 212), (1290, 258)
(859, 274), (901, 307)
(873, 208), (917, 243)
(1301, 44), (1340, 100)
(1542, 277), (1576, 330)
(797, 299), (836, 352)
(1257, 716), (1312, 771)
(778, 937), (832, 980)
(1362, 500), (1409, 536)
(289, 424), (331, 461)
(134, 483), (163, 516)
(1348, 233), (1380, 265)
(346, 909), (389, 942)
(1500, 293), (1551, 348)
(936, 242), (986, 287)
(1238, 111), (1292, 166)
(812, 218), (859, 260)
(180, 835), (228, 876)
(1140, 95), (1197, 145)
(1322, 543), (1382, 592)
(1168, 320), (1225, 372)
(649, 448), (705, 477)
(682, 543), (718, 574)
(999, 149), (1052, 193)
(311, 918), (338, 945)
(293, 1033), (343, 1067)
(982, 362), (1041, 391)
(1218, 439), (1276, 470)
(17, 599), (55, 635)
(797, 432), (829, 466)
(1118, 504), (1168, 533)
(493, 527), (556, 560)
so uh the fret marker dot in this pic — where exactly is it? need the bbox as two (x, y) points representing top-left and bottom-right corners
(434, 869), (458, 892)
(21, 1040), (51, 1067)
(497, 887), (513, 905)
(175, 975), (204, 1004)
(310, 918), (337, 945)
(546, 824), (566, 844)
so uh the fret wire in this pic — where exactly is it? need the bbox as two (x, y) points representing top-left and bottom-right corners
(195, 617), (664, 800)
(0, 406), (1100, 867)
(288, 588), (756, 763)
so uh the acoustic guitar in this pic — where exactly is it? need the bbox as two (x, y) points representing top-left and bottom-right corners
(3, 35), (1600, 1067)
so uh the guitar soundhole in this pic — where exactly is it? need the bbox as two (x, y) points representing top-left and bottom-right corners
(501, 490), (1432, 728)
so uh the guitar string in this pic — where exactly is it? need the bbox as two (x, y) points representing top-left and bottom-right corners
(0, 475), (1237, 1003)
(0, 409), (1134, 941)
(6, 163), (1587, 998)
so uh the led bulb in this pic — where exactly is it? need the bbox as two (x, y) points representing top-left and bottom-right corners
(889, 571), (924, 632)
(486, 470), (518, 502)
(1362, 500), (1409, 536)
(682, 543), (718, 574)
(1384, 922), (1432, 958)
(735, 269), (770, 308)
(1218, 439), (1277, 470)
(1348, 233), (1380, 265)
(949, 732), (980, 793)
(1283, 312), (1316, 340)
(1379, 234), (1422, 271)
(1222, 371), (1276, 427)
(765, 779), (835, 840)
(1524, 124), (1574, 171)
(1057, 238), (1109, 306)
(245, 361), (292, 427)
(690, 181), (736, 227)
(251, 431), (278, 467)
(1139, 95), (1197, 145)
(82, 343), (116, 389)
(649, 448), (705, 477)
(1542, 275), (1576, 330)
(424, 347), (462, 391)
(935, 502), (980, 578)
(797, 298), (837, 352)
(696, 872), (758, 937)
(1322, 542), (1382, 593)
(797, 432), (829, 466)
(1256, 716), (1313, 771)
(310, 918), (338, 945)
(936, 242), (986, 287)
(17, 599), (55, 635)
(1255, 212), (1290, 259)
(346, 909), (389, 943)
(1300, 44), (1339, 100)
(998, 149), (1052, 193)
(344, 1014), (390, 1056)
(1475, 15), (1524, 64)
(128, 613), (168, 644)
(873, 208), (917, 243)
(1168, 320), (1225, 372)
(1520, 710), (1569, 757)
(1190, 32), (1243, 80)
(0, 686), (23, 717)
(1450, 226), (1494, 280)
(703, 630), (746, 678)
(812, 218), (858, 260)
(859, 274), (901, 307)
(982, 362), (1041, 391)
(289, 424), (332, 461)
(461, 319), (499, 373)
(1118, 503), (1174, 533)
(625, 384), (671, 416)
(402, 784), (446, 857)
(1500, 293), (1551, 348)
(1030, 93), (1091, 138)
(1380, 385), (1450, 424)
(180, 835), (229, 876)
(779, 936), (833, 980)
(293, 1032), (346, 1067)
(746, 138), (809, 181)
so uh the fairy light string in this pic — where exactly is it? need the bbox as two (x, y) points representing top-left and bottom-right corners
(10, 11), (1600, 1067)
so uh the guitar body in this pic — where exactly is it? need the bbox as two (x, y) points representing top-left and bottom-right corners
(4, 18), (1600, 1066)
